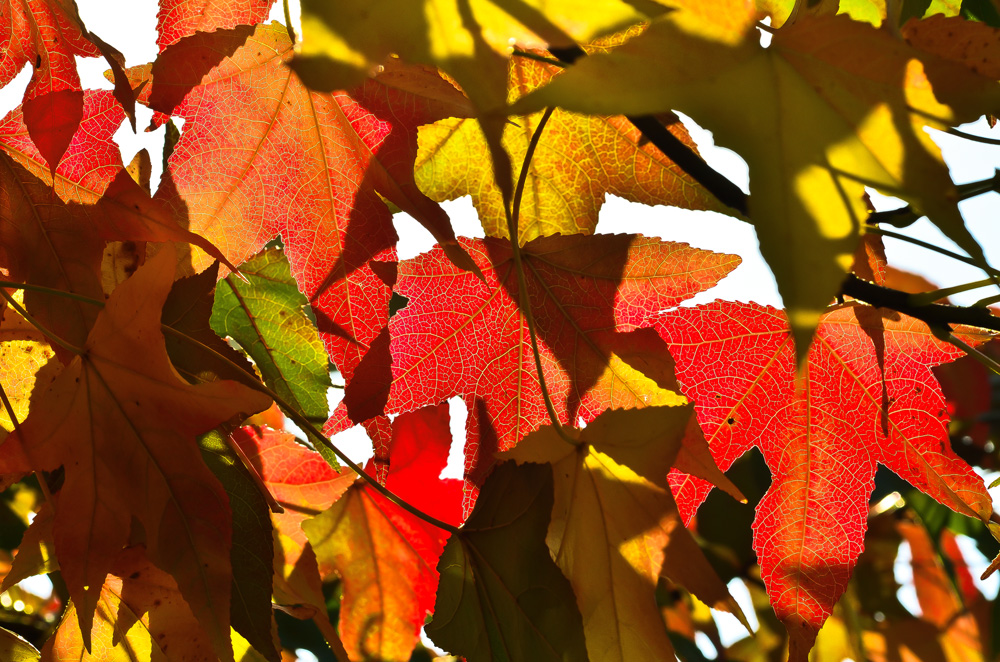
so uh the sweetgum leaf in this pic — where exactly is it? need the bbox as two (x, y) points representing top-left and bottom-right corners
(155, 0), (273, 50)
(382, 234), (739, 507)
(503, 405), (746, 662)
(425, 461), (589, 662)
(1, 502), (55, 593)
(199, 430), (279, 662)
(0, 627), (39, 662)
(648, 300), (995, 660)
(0, 91), (237, 358)
(43, 546), (218, 661)
(130, 23), (476, 411)
(0, 297), (57, 443)
(303, 404), (463, 662)
(516, 4), (1000, 360)
(0, 245), (272, 660)
(414, 35), (725, 243)
(211, 247), (333, 427)
(294, 0), (673, 199)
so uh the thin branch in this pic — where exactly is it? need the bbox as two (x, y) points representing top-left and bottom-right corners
(908, 276), (999, 306)
(864, 227), (1000, 279)
(840, 274), (1000, 333)
(0, 280), (460, 534)
(946, 127), (1000, 146)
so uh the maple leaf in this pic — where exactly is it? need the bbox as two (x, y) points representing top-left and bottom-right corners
(0, 245), (272, 660)
(382, 234), (739, 504)
(303, 403), (463, 662)
(515, 2), (1000, 359)
(43, 546), (219, 662)
(293, 0), (673, 198)
(903, 13), (1000, 78)
(0, 295), (57, 441)
(155, 0), (273, 50)
(211, 246), (333, 427)
(0, 0), (138, 170)
(425, 460), (589, 661)
(503, 405), (746, 662)
(0, 90), (237, 355)
(647, 299), (995, 659)
(129, 23), (477, 412)
(414, 38), (725, 243)
(0, 627), (38, 662)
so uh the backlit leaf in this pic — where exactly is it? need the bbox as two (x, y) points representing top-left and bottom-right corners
(383, 234), (738, 505)
(503, 405), (745, 662)
(517, 5), (1000, 358)
(648, 300), (995, 659)
(155, 0), (273, 50)
(0, 627), (39, 662)
(211, 247), (332, 427)
(425, 461), (589, 662)
(304, 404), (463, 662)
(0, 245), (272, 660)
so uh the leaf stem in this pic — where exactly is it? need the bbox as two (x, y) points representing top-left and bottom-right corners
(0, 280), (460, 534)
(0, 289), (83, 355)
(908, 276), (999, 306)
(510, 49), (566, 68)
(946, 127), (1000, 146)
(864, 227), (1000, 279)
(503, 107), (579, 446)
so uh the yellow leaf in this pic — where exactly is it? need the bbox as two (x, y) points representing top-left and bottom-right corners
(503, 405), (746, 662)
(515, 7), (1000, 360)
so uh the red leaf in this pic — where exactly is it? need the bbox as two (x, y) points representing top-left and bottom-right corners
(648, 300), (994, 659)
(130, 23), (475, 409)
(384, 234), (739, 506)
(156, 0), (273, 50)
(304, 404), (462, 662)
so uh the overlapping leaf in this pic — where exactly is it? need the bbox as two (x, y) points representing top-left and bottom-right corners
(0, 295), (56, 441)
(381, 234), (739, 504)
(426, 461), (589, 661)
(414, 40), (724, 243)
(517, 2), (1000, 358)
(129, 22), (476, 417)
(0, 90), (234, 356)
(0, 246), (272, 660)
(211, 247), (332, 427)
(504, 405), (745, 662)
(647, 299), (994, 659)
(156, 0), (273, 50)
(294, 0), (673, 198)
(43, 546), (218, 662)
(304, 404), (463, 662)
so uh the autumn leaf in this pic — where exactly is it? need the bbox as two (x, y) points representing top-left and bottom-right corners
(0, 294), (57, 440)
(425, 460), (589, 661)
(303, 404), (463, 662)
(43, 546), (219, 662)
(211, 246), (333, 427)
(904, 13), (1000, 78)
(199, 430), (279, 662)
(647, 299), (995, 659)
(414, 39), (725, 243)
(503, 405), (746, 662)
(1, 502), (56, 593)
(294, 0), (673, 198)
(0, 245), (272, 660)
(382, 234), (739, 502)
(129, 22), (478, 412)
(0, 90), (238, 355)
(516, 3), (1000, 358)
(0, 627), (39, 662)
(155, 0), (273, 50)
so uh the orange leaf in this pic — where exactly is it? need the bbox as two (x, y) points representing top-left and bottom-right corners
(0, 245), (271, 660)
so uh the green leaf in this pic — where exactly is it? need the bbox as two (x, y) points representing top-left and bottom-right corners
(0, 627), (40, 661)
(426, 462), (589, 662)
(962, 0), (1000, 25)
(200, 430), (279, 662)
(211, 246), (333, 425)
